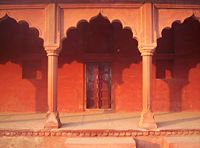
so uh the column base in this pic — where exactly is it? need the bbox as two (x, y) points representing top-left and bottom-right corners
(44, 112), (62, 129)
(139, 111), (157, 130)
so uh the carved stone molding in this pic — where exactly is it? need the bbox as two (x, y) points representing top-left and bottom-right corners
(0, 129), (199, 137)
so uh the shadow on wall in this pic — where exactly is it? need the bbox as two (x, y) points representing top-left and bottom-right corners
(59, 13), (142, 111)
(155, 15), (200, 111)
(0, 14), (47, 112)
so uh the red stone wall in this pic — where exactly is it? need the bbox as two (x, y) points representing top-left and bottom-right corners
(57, 60), (142, 112)
(0, 61), (48, 112)
(58, 61), (84, 112)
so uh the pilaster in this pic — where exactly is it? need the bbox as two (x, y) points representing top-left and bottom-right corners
(45, 3), (60, 45)
(140, 2), (155, 45)
(44, 2), (61, 129)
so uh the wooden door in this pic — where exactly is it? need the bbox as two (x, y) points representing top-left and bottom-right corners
(86, 63), (111, 109)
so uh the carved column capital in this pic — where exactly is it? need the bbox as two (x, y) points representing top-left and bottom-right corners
(45, 44), (60, 56)
(139, 43), (157, 56)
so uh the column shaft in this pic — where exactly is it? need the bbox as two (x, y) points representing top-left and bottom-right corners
(48, 55), (58, 112)
(142, 55), (152, 112)
(44, 49), (62, 129)
(139, 48), (157, 130)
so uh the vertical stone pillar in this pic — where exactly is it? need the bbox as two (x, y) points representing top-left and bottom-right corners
(44, 45), (62, 129)
(139, 44), (157, 130)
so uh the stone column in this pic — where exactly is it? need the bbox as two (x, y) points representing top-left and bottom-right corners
(139, 44), (157, 130)
(44, 45), (62, 129)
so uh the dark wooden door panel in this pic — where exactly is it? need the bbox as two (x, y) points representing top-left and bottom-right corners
(86, 63), (99, 108)
(99, 63), (111, 109)
(86, 62), (111, 109)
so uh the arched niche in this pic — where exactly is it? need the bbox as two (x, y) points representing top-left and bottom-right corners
(58, 13), (142, 112)
(0, 14), (47, 112)
(154, 15), (200, 112)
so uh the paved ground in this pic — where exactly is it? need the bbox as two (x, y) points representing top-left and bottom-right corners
(0, 112), (199, 130)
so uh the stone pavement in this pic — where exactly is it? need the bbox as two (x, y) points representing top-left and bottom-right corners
(0, 112), (199, 130)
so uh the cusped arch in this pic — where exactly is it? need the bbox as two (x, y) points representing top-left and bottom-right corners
(0, 14), (45, 65)
(156, 15), (200, 56)
(60, 13), (141, 66)
(59, 13), (141, 87)
(156, 15), (200, 78)
(155, 15), (200, 111)
(0, 12), (43, 38)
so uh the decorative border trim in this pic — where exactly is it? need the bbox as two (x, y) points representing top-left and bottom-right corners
(154, 4), (200, 9)
(0, 4), (47, 9)
(0, 129), (199, 137)
(58, 4), (142, 9)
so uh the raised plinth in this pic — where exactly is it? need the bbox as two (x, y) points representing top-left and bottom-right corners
(44, 112), (62, 129)
(139, 111), (157, 130)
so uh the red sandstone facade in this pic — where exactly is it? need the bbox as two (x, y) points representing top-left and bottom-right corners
(0, 0), (200, 129)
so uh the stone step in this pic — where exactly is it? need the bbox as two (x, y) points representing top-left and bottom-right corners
(65, 137), (136, 148)
(0, 137), (136, 148)
(162, 137), (200, 148)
